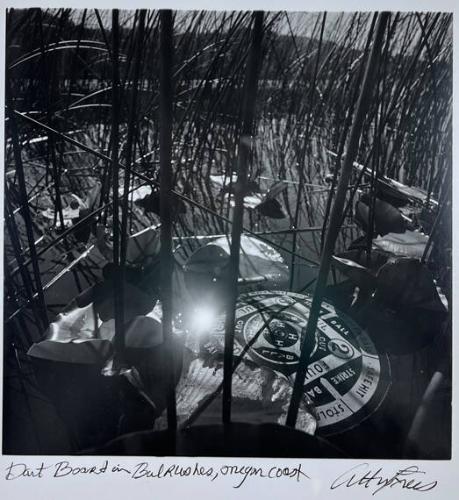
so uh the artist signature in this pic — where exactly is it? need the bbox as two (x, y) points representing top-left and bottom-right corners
(330, 463), (438, 495)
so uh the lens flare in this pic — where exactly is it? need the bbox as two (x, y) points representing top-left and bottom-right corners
(191, 305), (217, 333)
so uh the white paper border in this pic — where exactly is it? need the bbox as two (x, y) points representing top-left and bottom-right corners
(0, 1), (457, 498)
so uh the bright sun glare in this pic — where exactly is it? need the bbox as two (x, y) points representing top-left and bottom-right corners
(191, 305), (217, 333)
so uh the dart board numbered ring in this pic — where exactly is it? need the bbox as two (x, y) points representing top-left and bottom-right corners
(233, 290), (391, 436)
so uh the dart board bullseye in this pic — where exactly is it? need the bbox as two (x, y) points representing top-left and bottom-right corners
(225, 290), (391, 435)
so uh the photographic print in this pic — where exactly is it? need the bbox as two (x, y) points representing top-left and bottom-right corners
(2, 8), (452, 460)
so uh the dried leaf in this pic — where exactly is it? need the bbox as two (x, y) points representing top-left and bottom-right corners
(256, 197), (286, 219)
(27, 303), (113, 364)
(338, 247), (389, 273)
(355, 196), (406, 236)
(94, 280), (157, 322)
(28, 293), (163, 364)
(376, 176), (435, 207)
(135, 190), (187, 216)
(374, 258), (447, 312)
(331, 255), (376, 290)
(353, 162), (437, 207)
(184, 235), (289, 295)
(120, 184), (152, 203)
(86, 181), (101, 210)
(373, 230), (428, 259)
(264, 180), (288, 200)
(126, 226), (161, 266)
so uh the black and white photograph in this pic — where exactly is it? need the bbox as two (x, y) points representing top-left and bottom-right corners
(2, 6), (453, 462)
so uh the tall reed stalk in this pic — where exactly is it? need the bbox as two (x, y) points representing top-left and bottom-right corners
(286, 12), (390, 428)
(159, 9), (177, 430)
(222, 11), (264, 424)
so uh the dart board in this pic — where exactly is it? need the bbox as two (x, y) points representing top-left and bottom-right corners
(212, 290), (391, 436)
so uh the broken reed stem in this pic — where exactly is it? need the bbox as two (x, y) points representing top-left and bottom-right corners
(120, 10), (146, 270)
(113, 9), (146, 363)
(111, 9), (126, 368)
(286, 11), (390, 428)
(222, 11), (264, 425)
(159, 9), (177, 430)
